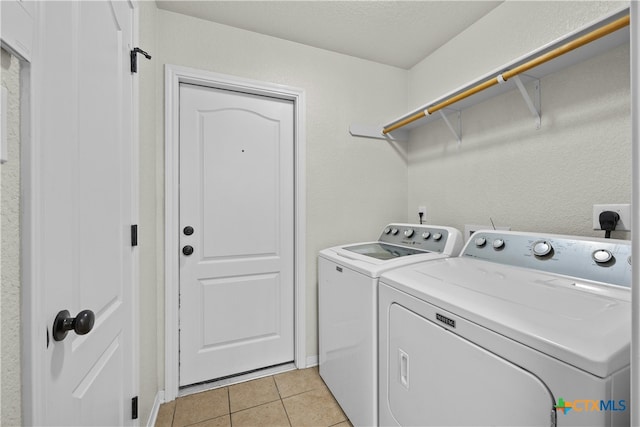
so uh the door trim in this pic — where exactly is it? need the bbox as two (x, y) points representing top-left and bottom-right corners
(2, 9), (39, 424)
(164, 64), (307, 402)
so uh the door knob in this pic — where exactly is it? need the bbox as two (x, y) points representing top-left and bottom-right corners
(183, 226), (194, 236)
(182, 245), (194, 256)
(53, 309), (95, 341)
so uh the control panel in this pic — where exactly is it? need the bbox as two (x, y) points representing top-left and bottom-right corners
(378, 223), (451, 254)
(462, 230), (631, 288)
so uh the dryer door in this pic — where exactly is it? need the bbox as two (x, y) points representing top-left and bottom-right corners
(386, 303), (555, 426)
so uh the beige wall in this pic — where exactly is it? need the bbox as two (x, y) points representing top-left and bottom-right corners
(1, 47), (22, 426)
(138, 4), (409, 421)
(406, 1), (631, 239)
(408, 1), (628, 109)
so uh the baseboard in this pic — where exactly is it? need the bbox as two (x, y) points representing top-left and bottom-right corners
(306, 355), (318, 367)
(146, 390), (165, 427)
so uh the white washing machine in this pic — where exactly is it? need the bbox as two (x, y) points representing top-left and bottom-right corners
(319, 223), (463, 427)
(379, 230), (631, 427)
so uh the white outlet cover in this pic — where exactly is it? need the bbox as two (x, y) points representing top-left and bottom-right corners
(592, 204), (631, 231)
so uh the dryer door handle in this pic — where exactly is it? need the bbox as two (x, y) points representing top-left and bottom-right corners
(399, 349), (409, 389)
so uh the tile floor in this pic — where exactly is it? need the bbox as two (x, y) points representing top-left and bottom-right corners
(155, 367), (352, 427)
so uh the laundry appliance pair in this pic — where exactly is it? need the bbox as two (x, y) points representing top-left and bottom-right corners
(320, 224), (631, 426)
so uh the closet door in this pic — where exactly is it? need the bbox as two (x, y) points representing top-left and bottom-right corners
(38, 1), (136, 425)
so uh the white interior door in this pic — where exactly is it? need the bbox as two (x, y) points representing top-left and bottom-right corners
(179, 83), (294, 386)
(36, 1), (136, 424)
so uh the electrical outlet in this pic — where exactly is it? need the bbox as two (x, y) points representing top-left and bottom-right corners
(593, 204), (631, 231)
(464, 224), (511, 242)
(417, 206), (427, 224)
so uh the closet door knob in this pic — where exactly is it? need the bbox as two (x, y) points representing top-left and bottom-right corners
(183, 226), (194, 236)
(182, 245), (194, 256)
(53, 309), (95, 341)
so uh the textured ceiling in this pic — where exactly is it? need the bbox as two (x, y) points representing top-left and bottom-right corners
(155, 1), (503, 69)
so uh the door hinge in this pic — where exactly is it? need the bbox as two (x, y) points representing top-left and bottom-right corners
(131, 396), (138, 420)
(131, 224), (138, 247)
(130, 47), (151, 73)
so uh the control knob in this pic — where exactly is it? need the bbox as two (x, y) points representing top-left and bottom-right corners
(391, 228), (399, 235)
(475, 237), (486, 247)
(592, 249), (613, 264)
(492, 238), (505, 250)
(384, 227), (392, 234)
(404, 229), (414, 238)
(532, 241), (553, 257)
(422, 232), (431, 240)
(433, 233), (442, 241)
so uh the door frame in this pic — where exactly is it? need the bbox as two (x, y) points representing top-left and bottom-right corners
(15, 2), (140, 424)
(164, 64), (307, 401)
(2, 2), (37, 423)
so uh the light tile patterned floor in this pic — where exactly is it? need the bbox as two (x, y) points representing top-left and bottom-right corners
(156, 367), (353, 427)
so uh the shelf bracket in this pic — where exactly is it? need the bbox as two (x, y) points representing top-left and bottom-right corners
(349, 124), (408, 142)
(511, 75), (541, 129)
(438, 110), (462, 145)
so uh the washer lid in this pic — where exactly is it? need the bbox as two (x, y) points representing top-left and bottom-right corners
(319, 242), (448, 277)
(380, 257), (631, 378)
(342, 242), (427, 260)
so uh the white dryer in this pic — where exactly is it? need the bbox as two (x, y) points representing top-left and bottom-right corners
(379, 230), (631, 427)
(319, 223), (463, 427)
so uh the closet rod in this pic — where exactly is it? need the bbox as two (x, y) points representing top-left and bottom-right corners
(383, 14), (630, 135)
